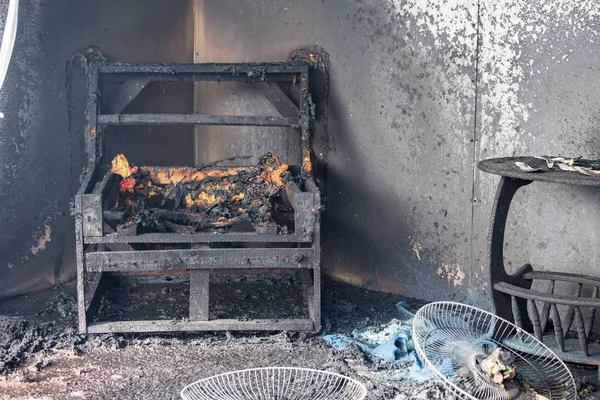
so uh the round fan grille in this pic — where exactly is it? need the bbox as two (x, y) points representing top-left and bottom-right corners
(413, 302), (576, 400)
(180, 367), (368, 400)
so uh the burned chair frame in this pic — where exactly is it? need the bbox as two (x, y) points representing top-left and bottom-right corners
(73, 62), (321, 334)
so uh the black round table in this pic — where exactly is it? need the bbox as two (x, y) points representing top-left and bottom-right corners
(479, 157), (600, 368)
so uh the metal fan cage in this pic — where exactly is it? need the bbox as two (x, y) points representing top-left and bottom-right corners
(180, 367), (368, 400)
(413, 302), (576, 400)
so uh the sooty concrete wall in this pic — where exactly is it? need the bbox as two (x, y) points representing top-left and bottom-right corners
(1, 0), (600, 308)
(0, 0), (193, 298)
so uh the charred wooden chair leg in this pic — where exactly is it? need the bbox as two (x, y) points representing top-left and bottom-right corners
(488, 177), (533, 324)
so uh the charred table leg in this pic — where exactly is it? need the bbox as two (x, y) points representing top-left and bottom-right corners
(489, 177), (533, 324)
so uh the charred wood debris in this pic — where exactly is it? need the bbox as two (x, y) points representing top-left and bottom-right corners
(105, 153), (296, 234)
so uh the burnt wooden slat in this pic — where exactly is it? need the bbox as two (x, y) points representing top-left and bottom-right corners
(104, 209), (220, 222)
(503, 334), (600, 366)
(189, 270), (210, 321)
(299, 65), (312, 176)
(104, 209), (210, 228)
(285, 181), (314, 209)
(85, 232), (311, 244)
(85, 64), (99, 165)
(164, 220), (196, 234)
(479, 157), (600, 187)
(253, 224), (278, 235)
(87, 319), (314, 333)
(286, 181), (316, 239)
(78, 61), (321, 334)
(511, 295), (524, 329)
(540, 303), (551, 332)
(487, 176), (533, 323)
(76, 165), (97, 196)
(574, 306), (589, 357)
(97, 114), (301, 127)
(305, 178), (321, 331)
(540, 280), (555, 332)
(481, 156), (600, 364)
(86, 248), (315, 272)
(311, 269), (322, 332)
(300, 269), (315, 322)
(101, 74), (299, 83)
(75, 214), (87, 334)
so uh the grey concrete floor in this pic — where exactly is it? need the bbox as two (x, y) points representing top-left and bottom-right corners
(0, 279), (597, 399)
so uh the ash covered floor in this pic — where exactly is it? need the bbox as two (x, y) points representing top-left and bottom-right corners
(0, 279), (598, 400)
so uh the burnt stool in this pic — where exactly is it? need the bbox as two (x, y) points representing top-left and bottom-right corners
(479, 157), (600, 374)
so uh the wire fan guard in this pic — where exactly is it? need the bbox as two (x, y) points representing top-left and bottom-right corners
(180, 367), (368, 400)
(413, 302), (576, 400)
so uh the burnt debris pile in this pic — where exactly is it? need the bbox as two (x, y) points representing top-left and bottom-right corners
(106, 153), (295, 234)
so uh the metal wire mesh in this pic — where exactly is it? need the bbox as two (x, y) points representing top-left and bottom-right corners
(180, 367), (368, 400)
(413, 302), (576, 400)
